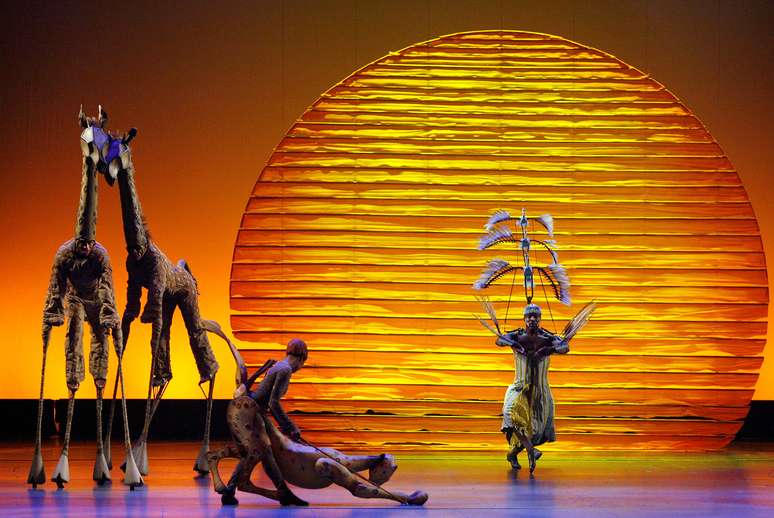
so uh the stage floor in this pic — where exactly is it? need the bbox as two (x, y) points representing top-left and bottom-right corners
(1, 441), (773, 517)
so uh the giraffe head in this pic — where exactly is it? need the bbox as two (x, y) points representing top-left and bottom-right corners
(78, 105), (137, 186)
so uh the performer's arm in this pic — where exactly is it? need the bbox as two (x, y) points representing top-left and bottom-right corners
(42, 254), (66, 326)
(536, 335), (569, 357)
(552, 336), (569, 355)
(124, 260), (142, 322)
(268, 368), (300, 440)
(97, 257), (120, 330)
(497, 331), (526, 354)
(140, 253), (164, 324)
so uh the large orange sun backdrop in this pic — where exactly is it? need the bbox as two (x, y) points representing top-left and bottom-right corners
(232, 31), (765, 451)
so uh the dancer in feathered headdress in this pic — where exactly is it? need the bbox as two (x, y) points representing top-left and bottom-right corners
(473, 208), (595, 474)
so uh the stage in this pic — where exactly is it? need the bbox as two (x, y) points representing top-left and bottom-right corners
(2, 442), (773, 517)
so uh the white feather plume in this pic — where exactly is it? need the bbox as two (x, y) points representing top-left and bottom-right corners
(535, 213), (554, 237)
(548, 262), (571, 305)
(478, 225), (516, 251)
(473, 258), (517, 290)
(562, 300), (597, 342)
(484, 209), (512, 231)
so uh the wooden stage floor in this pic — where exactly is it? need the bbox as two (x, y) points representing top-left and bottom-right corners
(1, 441), (773, 517)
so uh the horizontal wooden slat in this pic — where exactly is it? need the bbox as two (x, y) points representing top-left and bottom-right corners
(346, 77), (665, 92)
(230, 280), (769, 304)
(278, 136), (720, 157)
(266, 383), (753, 407)
(290, 415), (741, 435)
(235, 229), (762, 252)
(240, 350), (762, 374)
(245, 365), (759, 390)
(281, 400), (751, 421)
(233, 333), (765, 357)
(305, 108), (702, 127)
(259, 167), (742, 187)
(249, 182), (748, 205)
(269, 152), (734, 173)
(231, 315), (767, 340)
(380, 56), (623, 68)
(232, 247), (766, 269)
(321, 86), (682, 105)
(244, 198), (751, 219)
(230, 265), (767, 288)
(314, 98), (688, 117)
(293, 431), (734, 451)
(231, 299), (767, 323)
(359, 65), (648, 81)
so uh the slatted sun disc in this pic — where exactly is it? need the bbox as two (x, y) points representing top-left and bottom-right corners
(231, 31), (766, 451)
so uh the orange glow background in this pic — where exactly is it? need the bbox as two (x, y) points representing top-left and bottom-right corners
(0, 3), (772, 431)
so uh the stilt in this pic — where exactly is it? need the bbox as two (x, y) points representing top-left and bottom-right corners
(193, 375), (216, 474)
(103, 367), (120, 469)
(27, 324), (51, 488)
(51, 389), (76, 489)
(92, 386), (111, 485)
(113, 326), (143, 488)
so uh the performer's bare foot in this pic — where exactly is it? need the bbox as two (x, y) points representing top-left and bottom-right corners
(506, 450), (521, 470)
(279, 488), (308, 507)
(528, 448), (542, 474)
(220, 484), (238, 506)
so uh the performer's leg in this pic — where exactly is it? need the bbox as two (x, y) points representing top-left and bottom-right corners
(503, 429), (523, 470)
(178, 287), (218, 385)
(178, 286), (219, 474)
(314, 458), (427, 505)
(254, 414), (307, 506)
(207, 443), (241, 494)
(64, 304), (86, 394)
(220, 399), (281, 505)
(512, 429), (541, 473)
(52, 306), (85, 488)
(153, 299), (175, 388)
(87, 312), (111, 482)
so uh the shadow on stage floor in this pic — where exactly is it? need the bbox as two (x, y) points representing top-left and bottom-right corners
(1, 441), (773, 517)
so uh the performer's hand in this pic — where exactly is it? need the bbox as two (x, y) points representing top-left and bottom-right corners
(43, 312), (64, 327)
(233, 384), (247, 399)
(535, 346), (553, 358)
(140, 306), (160, 324)
(123, 306), (139, 322)
(100, 314), (120, 331)
(496, 334), (516, 347)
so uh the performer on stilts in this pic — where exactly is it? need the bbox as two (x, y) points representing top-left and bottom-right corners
(111, 119), (219, 476)
(28, 107), (141, 489)
(204, 321), (428, 507)
(474, 208), (595, 474)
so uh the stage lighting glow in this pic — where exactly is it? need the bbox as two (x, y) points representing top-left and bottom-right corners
(231, 31), (765, 451)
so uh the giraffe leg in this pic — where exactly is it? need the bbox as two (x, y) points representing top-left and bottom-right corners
(314, 458), (427, 505)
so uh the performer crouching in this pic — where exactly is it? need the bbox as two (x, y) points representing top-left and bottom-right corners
(221, 339), (309, 506)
